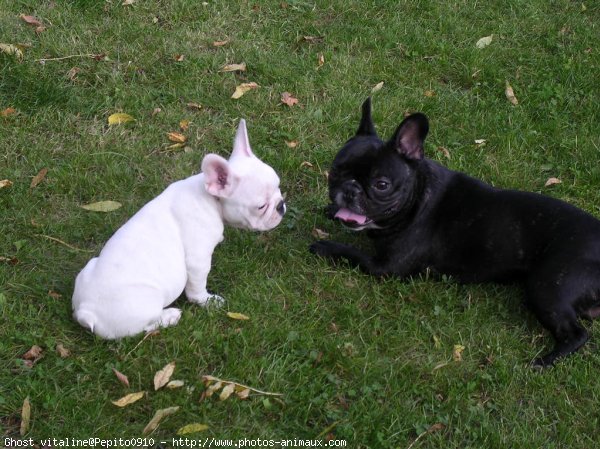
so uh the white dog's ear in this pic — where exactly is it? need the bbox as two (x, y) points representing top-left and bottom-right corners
(230, 119), (255, 159)
(202, 154), (240, 197)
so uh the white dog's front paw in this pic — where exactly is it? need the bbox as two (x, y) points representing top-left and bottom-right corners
(187, 292), (225, 308)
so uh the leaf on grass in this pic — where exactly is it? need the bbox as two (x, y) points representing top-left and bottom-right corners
(312, 228), (330, 239)
(179, 120), (190, 131)
(108, 113), (135, 125)
(30, 168), (48, 188)
(424, 90), (436, 97)
(545, 177), (562, 187)
(48, 290), (62, 299)
(202, 375), (282, 399)
(505, 81), (519, 105)
(371, 81), (384, 93)
(112, 368), (130, 387)
(474, 139), (487, 146)
(66, 67), (81, 81)
(219, 383), (236, 401)
(23, 345), (43, 362)
(167, 132), (187, 143)
(122, 0), (136, 5)
(143, 406), (179, 435)
(281, 92), (299, 107)
(0, 179), (13, 189)
(231, 82), (259, 99)
(436, 146), (451, 159)
(81, 201), (122, 212)
(177, 423), (210, 435)
(237, 388), (251, 400)
(20, 397), (30, 436)
(19, 15), (43, 27)
(285, 140), (299, 148)
(204, 380), (223, 398)
(212, 40), (230, 47)
(111, 391), (145, 407)
(302, 36), (324, 44)
(0, 43), (24, 61)
(453, 344), (465, 362)
(227, 312), (250, 321)
(174, 54), (185, 62)
(56, 344), (71, 358)
(154, 361), (176, 390)
(166, 380), (185, 389)
(220, 63), (246, 72)
(317, 53), (324, 68)
(476, 35), (493, 49)
(1, 107), (17, 117)
(427, 423), (446, 433)
(187, 102), (202, 111)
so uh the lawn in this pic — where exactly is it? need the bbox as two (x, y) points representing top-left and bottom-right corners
(1, 0), (599, 447)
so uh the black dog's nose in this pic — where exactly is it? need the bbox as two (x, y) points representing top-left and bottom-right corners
(342, 180), (362, 201)
(276, 200), (286, 216)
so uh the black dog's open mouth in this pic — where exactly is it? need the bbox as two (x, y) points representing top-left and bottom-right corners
(334, 208), (373, 228)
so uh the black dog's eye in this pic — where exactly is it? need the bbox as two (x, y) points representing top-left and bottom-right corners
(374, 180), (390, 191)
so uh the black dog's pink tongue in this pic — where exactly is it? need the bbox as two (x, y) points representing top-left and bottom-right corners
(335, 208), (368, 224)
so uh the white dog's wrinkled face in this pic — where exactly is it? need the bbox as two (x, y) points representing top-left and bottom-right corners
(202, 120), (285, 231)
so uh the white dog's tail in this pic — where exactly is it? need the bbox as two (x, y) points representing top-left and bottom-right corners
(74, 309), (96, 333)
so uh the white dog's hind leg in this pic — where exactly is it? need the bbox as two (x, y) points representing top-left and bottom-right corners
(144, 307), (182, 332)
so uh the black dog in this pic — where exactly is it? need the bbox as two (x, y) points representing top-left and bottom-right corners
(311, 98), (600, 367)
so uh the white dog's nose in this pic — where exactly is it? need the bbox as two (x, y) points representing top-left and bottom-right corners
(276, 200), (286, 216)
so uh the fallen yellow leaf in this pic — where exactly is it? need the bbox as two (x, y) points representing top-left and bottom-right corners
(177, 423), (209, 435)
(231, 82), (259, 99)
(505, 81), (519, 105)
(81, 201), (122, 212)
(372, 81), (384, 93)
(166, 380), (185, 389)
(111, 391), (145, 407)
(167, 132), (186, 143)
(453, 344), (465, 362)
(143, 406), (179, 435)
(213, 40), (230, 47)
(154, 361), (176, 390)
(108, 113), (135, 125)
(30, 168), (48, 188)
(219, 383), (236, 401)
(220, 63), (246, 72)
(55, 344), (71, 358)
(285, 140), (299, 148)
(227, 312), (250, 321)
(20, 397), (30, 436)
(0, 43), (24, 61)
(179, 120), (190, 131)
(0, 179), (13, 189)
(476, 35), (493, 49)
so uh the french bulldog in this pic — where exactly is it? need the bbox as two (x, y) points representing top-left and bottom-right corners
(73, 120), (285, 339)
(311, 98), (600, 367)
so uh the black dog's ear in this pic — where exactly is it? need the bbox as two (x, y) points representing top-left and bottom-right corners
(392, 113), (429, 160)
(355, 97), (377, 137)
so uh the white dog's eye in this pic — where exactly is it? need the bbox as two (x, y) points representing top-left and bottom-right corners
(258, 203), (267, 210)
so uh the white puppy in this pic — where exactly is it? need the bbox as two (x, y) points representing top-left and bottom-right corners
(72, 120), (285, 339)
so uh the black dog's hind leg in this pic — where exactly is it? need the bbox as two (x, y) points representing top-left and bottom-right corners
(526, 269), (592, 367)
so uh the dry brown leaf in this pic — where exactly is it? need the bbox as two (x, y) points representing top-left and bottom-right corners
(152, 107), (162, 116)
(20, 14), (43, 27)
(30, 168), (48, 188)
(219, 383), (236, 401)
(56, 344), (71, 358)
(302, 36), (323, 44)
(1, 107), (17, 117)
(174, 54), (185, 62)
(312, 228), (330, 239)
(317, 53), (324, 68)
(154, 361), (176, 390)
(112, 368), (130, 387)
(179, 120), (190, 131)
(220, 63), (246, 72)
(285, 140), (299, 148)
(281, 92), (299, 107)
(167, 132), (187, 143)
(0, 179), (13, 189)
(205, 381), (223, 398)
(213, 40), (230, 47)
(187, 102), (202, 111)
(436, 146), (451, 159)
(111, 391), (145, 407)
(143, 406), (179, 435)
(166, 380), (185, 389)
(474, 139), (487, 146)
(48, 290), (62, 299)
(428, 423), (446, 433)
(23, 345), (43, 361)
(66, 67), (80, 81)
(81, 201), (122, 212)
(20, 397), (30, 436)
(424, 90), (436, 97)
(122, 0), (135, 5)
(0, 44), (24, 61)
(300, 161), (314, 169)
(505, 81), (519, 105)
(545, 177), (562, 187)
(237, 388), (251, 400)
(231, 82), (259, 99)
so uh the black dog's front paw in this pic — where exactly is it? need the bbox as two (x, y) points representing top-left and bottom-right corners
(309, 240), (340, 259)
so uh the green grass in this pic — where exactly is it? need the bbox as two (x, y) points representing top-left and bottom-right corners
(1, 0), (600, 447)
